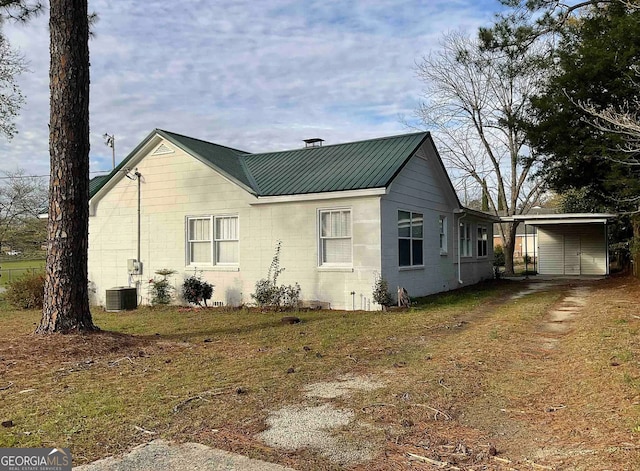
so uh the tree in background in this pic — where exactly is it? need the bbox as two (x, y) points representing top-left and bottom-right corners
(481, 0), (620, 46)
(0, 169), (47, 254)
(525, 3), (640, 211)
(0, 34), (25, 139)
(488, 1), (640, 268)
(2, 0), (96, 332)
(415, 31), (547, 275)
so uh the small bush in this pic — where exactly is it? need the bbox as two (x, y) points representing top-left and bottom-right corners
(281, 282), (301, 309)
(148, 269), (176, 305)
(182, 273), (214, 307)
(251, 241), (301, 310)
(6, 272), (45, 309)
(372, 273), (393, 308)
(494, 244), (505, 267)
(252, 278), (279, 307)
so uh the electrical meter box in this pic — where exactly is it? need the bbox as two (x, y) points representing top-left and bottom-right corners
(127, 259), (143, 275)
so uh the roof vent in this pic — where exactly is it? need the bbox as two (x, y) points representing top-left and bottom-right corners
(303, 138), (324, 148)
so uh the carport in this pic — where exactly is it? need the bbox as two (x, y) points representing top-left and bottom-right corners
(501, 213), (616, 276)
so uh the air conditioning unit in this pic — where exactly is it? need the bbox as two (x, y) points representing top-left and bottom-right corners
(105, 287), (138, 312)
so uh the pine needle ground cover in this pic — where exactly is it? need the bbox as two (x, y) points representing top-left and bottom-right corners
(0, 276), (638, 470)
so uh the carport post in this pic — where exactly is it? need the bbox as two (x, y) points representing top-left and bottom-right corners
(605, 223), (609, 275)
(524, 222), (528, 278)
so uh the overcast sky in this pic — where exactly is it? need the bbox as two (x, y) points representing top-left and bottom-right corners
(0, 0), (502, 177)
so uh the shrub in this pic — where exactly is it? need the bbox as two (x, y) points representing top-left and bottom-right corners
(182, 272), (214, 307)
(148, 269), (176, 305)
(251, 241), (301, 310)
(494, 244), (505, 267)
(6, 272), (45, 309)
(281, 282), (302, 309)
(252, 278), (279, 307)
(372, 273), (393, 308)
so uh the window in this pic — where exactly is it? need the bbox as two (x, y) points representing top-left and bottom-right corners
(187, 217), (212, 264)
(215, 216), (239, 264)
(319, 209), (352, 265)
(398, 210), (423, 266)
(439, 215), (448, 254)
(187, 215), (238, 265)
(477, 224), (488, 257)
(460, 221), (472, 257)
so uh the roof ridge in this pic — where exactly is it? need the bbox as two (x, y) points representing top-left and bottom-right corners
(156, 128), (251, 155)
(246, 131), (430, 157)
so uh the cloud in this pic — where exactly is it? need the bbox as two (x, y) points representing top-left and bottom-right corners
(0, 0), (499, 175)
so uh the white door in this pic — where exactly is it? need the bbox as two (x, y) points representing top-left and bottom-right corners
(564, 233), (581, 275)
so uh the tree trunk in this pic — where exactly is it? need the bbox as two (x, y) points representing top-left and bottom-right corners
(37, 0), (96, 333)
(502, 222), (519, 276)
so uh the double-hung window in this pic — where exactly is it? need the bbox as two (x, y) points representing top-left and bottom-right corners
(187, 217), (212, 264)
(215, 216), (239, 264)
(439, 215), (448, 255)
(398, 210), (423, 267)
(460, 221), (472, 257)
(477, 224), (488, 257)
(319, 209), (352, 265)
(187, 215), (239, 266)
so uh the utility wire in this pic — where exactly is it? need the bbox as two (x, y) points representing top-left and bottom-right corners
(0, 170), (112, 180)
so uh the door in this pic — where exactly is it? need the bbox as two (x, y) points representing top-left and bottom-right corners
(563, 233), (581, 275)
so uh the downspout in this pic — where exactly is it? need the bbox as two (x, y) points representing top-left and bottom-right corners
(135, 169), (141, 264)
(455, 209), (466, 284)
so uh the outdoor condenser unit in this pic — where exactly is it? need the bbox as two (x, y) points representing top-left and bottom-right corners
(105, 286), (138, 312)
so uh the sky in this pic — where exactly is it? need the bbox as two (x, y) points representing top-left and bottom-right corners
(0, 0), (503, 177)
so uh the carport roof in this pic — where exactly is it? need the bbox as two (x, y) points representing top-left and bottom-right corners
(500, 213), (617, 225)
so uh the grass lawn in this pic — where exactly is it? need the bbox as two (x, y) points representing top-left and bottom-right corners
(0, 259), (45, 285)
(0, 277), (639, 470)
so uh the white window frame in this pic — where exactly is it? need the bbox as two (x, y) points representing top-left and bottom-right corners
(214, 215), (240, 265)
(318, 208), (352, 267)
(477, 224), (488, 258)
(460, 221), (472, 258)
(398, 210), (424, 267)
(439, 215), (448, 255)
(186, 214), (239, 267)
(187, 216), (213, 266)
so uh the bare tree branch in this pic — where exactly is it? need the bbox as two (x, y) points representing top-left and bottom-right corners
(415, 32), (547, 273)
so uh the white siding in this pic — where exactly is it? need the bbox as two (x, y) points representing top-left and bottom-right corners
(89, 138), (382, 310)
(580, 225), (607, 275)
(380, 142), (493, 300)
(563, 232), (581, 275)
(538, 229), (564, 275)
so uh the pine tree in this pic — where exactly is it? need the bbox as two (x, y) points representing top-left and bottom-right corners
(36, 0), (96, 332)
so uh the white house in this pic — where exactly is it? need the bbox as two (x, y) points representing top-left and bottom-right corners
(88, 129), (496, 310)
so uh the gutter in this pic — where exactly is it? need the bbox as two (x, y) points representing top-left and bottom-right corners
(454, 209), (466, 285)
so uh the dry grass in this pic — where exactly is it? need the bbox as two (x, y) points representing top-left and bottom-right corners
(0, 277), (639, 470)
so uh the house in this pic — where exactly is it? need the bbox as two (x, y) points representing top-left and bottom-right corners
(88, 129), (497, 310)
(493, 224), (538, 261)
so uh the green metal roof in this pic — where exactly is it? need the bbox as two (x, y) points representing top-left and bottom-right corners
(158, 130), (253, 190)
(90, 129), (430, 199)
(89, 174), (110, 195)
(244, 132), (428, 196)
